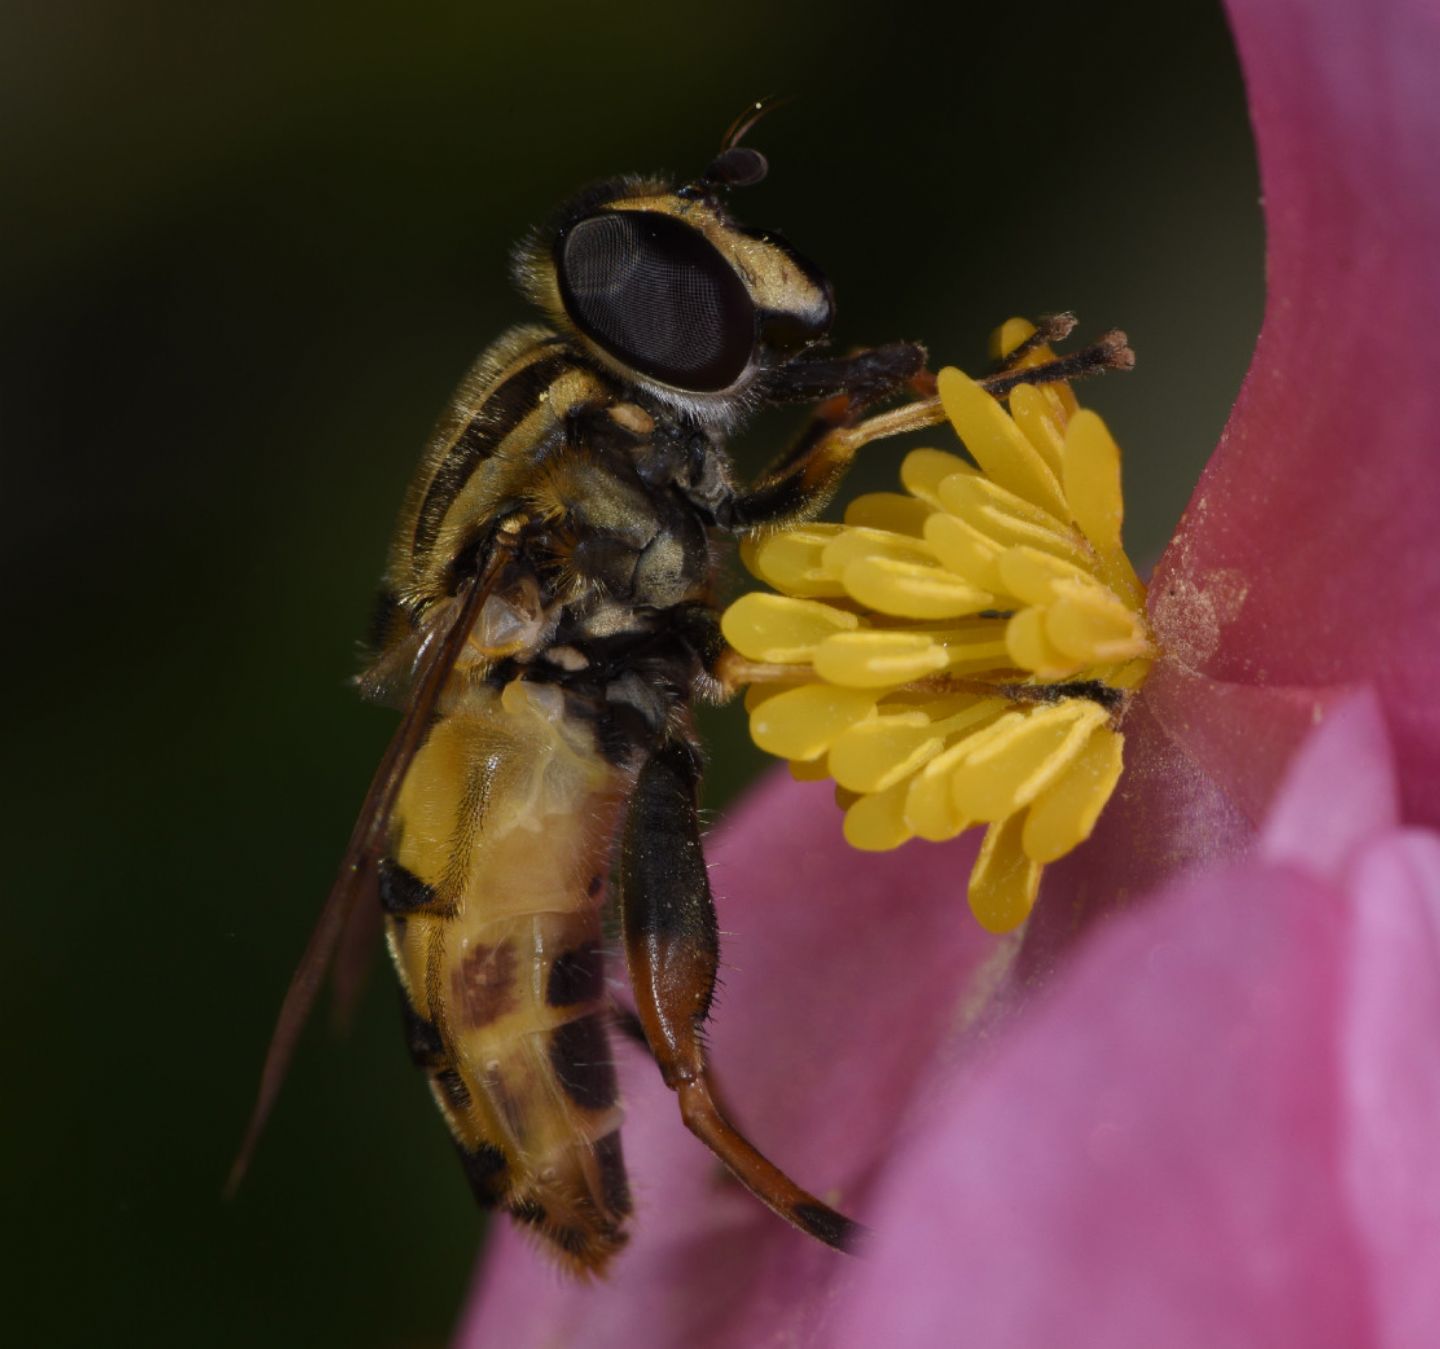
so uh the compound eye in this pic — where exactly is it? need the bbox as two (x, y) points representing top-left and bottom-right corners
(557, 211), (756, 392)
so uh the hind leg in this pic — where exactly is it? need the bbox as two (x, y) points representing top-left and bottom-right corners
(610, 1001), (750, 1157)
(618, 738), (861, 1253)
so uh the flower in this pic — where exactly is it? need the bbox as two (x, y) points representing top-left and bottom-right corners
(457, 0), (1440, 1343)
(721, 320), (1152, 933)
(817, 692), (1440, 1349)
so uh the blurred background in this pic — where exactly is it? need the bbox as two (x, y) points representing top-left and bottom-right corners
(2, 1), (1260, 1344)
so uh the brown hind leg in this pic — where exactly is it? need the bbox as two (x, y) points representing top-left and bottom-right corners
(607, 1002), (743, 1128)
(618, 738), (862, 1253)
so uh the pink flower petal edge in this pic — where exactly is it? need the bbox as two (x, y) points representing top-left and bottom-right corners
(1261, 686), (1400, 880)
(1340, 830), (1440, 1349)
(1153, 0), (1440, 825)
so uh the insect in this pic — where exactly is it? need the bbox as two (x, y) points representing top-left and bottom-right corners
(230, 103), (1093, 1273)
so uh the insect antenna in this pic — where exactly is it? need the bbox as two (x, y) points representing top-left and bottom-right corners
(720, 94), (792, 152)
(702, 95), (794, 190)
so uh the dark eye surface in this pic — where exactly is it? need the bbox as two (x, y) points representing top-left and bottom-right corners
(557, 211), (755, 391)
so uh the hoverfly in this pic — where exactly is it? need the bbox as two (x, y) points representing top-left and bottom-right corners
(230, 103), (1084, 1273)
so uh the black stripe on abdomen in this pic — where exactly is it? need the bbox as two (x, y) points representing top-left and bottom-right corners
(378, 857), (436, 915)
(412, 353), (570, 559)
(548, 1013), (619, 1112)
(546, 940), (604, 1007)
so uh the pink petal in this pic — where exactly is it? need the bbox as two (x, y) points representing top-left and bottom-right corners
(1015, 686), (1252, 985)
(456, 771), (1000, 1348)
(458, 700), (1438, 1347)
(1141, 663), (1353, 827)
(834, 677), (1440, 1349)
(1262, 687), (1400, 880)
(834, 859), (1368, 1348)
(1154, 0), (1440, 824)
(1018, 632), (1362, 975)
(1340, 829), (1440, 1349)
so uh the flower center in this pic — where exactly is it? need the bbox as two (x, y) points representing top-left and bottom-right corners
(721, 318), (1154, 933)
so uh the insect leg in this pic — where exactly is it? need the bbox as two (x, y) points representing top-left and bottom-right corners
(619, 737), (862, 1253)
(977, 310), (1076, 371)
(610, 999), (749, 1132)
(760, 340), (928, 411)
(980, 326), (1132, 399)
(714, 328), (1132, 531)
(700, 343), (924, 531)
(712, 393), (943, 531)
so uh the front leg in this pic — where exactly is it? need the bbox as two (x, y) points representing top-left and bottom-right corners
(712, 325), (1134, 532)
(701, 341), (930, 531)
(711, 393), (946, 532)
(619, 737), (862, 1252)
(760, 340), (928, 411)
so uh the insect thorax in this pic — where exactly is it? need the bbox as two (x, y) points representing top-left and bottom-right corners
(365, 326), (734, 764)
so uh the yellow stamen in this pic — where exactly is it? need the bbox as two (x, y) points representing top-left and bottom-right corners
(740, 525), (848, 598)
(843, 778), (914, 852)
(1007, 382), (1066, 476)
(821, 526), (938, 573)
(1005, 607), (1080, 679)
(937, 368), (1068, 519)
(747, 683), (877, 761)
(813, 631), (951, 688)
(970, 815), (1042, 933)
(830, 710), (944, 794)
(900, 448), (976, 506)
(905, 749), (976, 842)
(844, 492), (935, 536)
(841, 555), (995, 620)
(949, 702), (1109, 822)
(1062, 409), (1124, 555)
(721, 593), (858, 664)
(1022, 726), (1125, 863)
(938, 476), (1090, 567)
(922, 511), (1007, 592)
(723, 317), (1154, 934)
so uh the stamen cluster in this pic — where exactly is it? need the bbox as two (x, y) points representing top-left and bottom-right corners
(722, 320), (1154, 932)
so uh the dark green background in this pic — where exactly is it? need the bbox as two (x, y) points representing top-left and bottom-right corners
(3, 2), (1259, 1345)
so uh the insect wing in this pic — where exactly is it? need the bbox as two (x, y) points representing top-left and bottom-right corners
(225, 555), (505, 1194)
(326, 873), (384, 1036)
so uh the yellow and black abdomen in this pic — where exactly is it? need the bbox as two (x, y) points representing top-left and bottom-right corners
(382, 677), (633, 1271)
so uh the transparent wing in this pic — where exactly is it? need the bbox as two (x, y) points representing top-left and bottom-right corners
(225, 554), (505, 1195)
